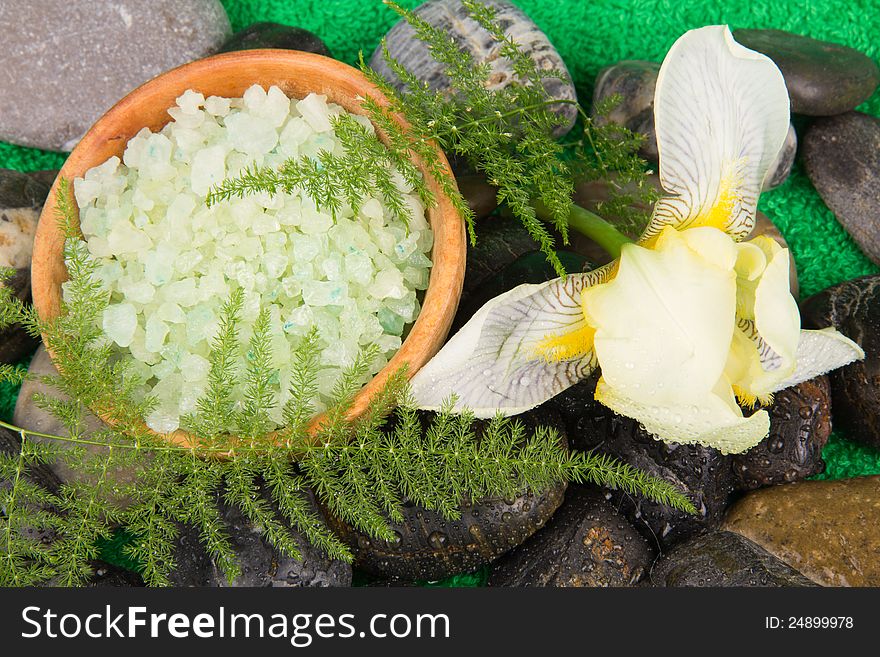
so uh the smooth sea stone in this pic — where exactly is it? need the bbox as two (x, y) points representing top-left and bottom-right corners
(733, 29), (880, 116)
(218, 22), (331, 57)
(801, 275), (880, 450)
(650, 531), (816, 587)
(370, 0), (577, 136)
(763, 122), (797, 190)
(731, 377), (831, 490)
(802, 112), (880, 265)
(724, 476), (880, 586)
(592, 60), (660, 162)
(0, 169), (54, 364)
(488, 486), (653, 587)
(169, 490), (352, 588)
(324, 410), (566, 582)
(551, 374), (736, 550)
(13, 345), (143, 500)
(0, 0), (230, 152)
(88, 562), (145, 587)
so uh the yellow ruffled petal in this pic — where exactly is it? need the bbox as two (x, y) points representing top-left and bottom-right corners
(595, 375), (770, 454)
(640, 26), (790, 244)
(582, 226), (737, 407)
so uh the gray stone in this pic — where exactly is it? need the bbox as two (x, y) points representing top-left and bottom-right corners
(650, 531), (816, 587)
(733, 29), (880, 116)
(592, 60), (660, 162)
(218, 22), (331, 57)
(803, 112), (880, 266)
(801, 275), (880, 450)
(13, 345), (144, 498)
(0, 0), (230, 152)
(370, 0), (577, 136)
(764, 122), (797, 190)
(489, 486), (653, 587)
(169, 490), (352, 588)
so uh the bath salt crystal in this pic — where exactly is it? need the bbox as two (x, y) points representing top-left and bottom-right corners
(102, 303), (138, 347)
(73, 84), (433, 433)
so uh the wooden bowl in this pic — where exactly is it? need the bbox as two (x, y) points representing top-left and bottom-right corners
(32, 50), (466, 449)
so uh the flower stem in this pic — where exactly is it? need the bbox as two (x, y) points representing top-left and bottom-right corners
(533, 200), (633, 260)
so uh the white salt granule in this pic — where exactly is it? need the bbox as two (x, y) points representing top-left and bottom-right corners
(73, 85), (432, 433)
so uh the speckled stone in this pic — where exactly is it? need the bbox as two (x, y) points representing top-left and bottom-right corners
(724, 476), (880, 586)
(0, 0), (230, 152)
(732, 377), (831, 490)
(733, 29), (880, 116)
(801, 275), (880, 450)
(218, 22), (331, 57)
(651, 531), (816, 587)
(803, 112), (880, 266)
(489, 486), (653, 587)
(370, 0), (577, 136)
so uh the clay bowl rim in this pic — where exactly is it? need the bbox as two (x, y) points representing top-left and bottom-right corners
(32, 49), (466, 451)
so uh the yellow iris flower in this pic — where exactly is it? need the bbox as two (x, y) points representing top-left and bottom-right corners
(410, 25), (864, 454)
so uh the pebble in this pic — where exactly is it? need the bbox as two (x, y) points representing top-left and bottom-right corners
(13, 345), (143, 500)
(803, 112), (880, 265)
(0, 169), (55, 364)
(650, 531), (816, 587)
(0, 0), (230, 151)
(591, 60), (660, 162)
(801, 275), (880, 450)
(489, 486), (653, 587)
(732, 377), (831, 490)
(733, 29), (880, 116)
(370, 0), (577, 136)
(325, 410), (566, 582)
(724, 476), (880, 586)
(551, 374), (735, 550)
(218, 22), (331, 57)
(169, 490), (351, 588)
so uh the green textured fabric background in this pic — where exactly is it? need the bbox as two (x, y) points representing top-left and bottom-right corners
(2, 0), (879, 584)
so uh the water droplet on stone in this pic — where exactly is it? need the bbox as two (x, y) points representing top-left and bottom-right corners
(428, 531), (448, 549)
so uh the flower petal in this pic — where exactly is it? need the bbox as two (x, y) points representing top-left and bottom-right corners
(595, 375), (770, 454)
(582, 227), (737, 406)
(727, 241), (801, 403)
(409, 267), (610, 417)
(770, 327), (865, 393)
(641, 25), (790, 244)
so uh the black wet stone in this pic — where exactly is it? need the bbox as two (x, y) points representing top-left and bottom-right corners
(218, 22), (331, 57)
(488, 486), (653, 587)
(592, 60), (660, 163)
(802, 112), (880, 265)
(733, 29), (880, 116)
(167, 490), (352, 587)
(731, 376), (831, 490)
(88, 562), (145, 587)
(550, 375), (735, 550)
(324, 409), (567, 583)
(650, 531), (816, 587)
(801, 275), (880, 450)
(0, 168), (53, 209)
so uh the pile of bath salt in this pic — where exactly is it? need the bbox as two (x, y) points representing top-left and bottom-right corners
(71, 85), (433, 433)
